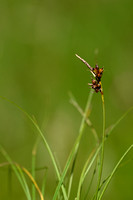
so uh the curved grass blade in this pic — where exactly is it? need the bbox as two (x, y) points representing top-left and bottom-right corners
(0, 96), (67, 200)
(105, 106), (133, 138)
(0, 145), (31, 200)
(99, 144), (133, 200)
(17, 166), (32, 200)
(118, 157), (133, 168)
(0, 155), (44, 200)
(22, 167), (44, 200)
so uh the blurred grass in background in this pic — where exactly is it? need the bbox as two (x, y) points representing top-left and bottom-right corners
(0, 0), (133, 199)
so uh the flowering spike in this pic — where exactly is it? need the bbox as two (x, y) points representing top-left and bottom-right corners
(76, 54), (104, 94)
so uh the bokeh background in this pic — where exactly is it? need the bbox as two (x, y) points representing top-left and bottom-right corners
(0, 0), (133, 199)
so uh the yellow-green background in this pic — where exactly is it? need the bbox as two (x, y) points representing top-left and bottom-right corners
(0, 0), (133, 199)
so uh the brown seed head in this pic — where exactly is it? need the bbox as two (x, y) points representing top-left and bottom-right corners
(97, 73), (102, 78)
(95, 64), (99, 69)
(92, 79), (96, 85)
(99, 68), (104, 74)
(97, 83), (101, 88)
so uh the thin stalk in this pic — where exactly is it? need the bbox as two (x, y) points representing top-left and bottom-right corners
(32, 139), (39, 200)
(76, 148), (96, 200)
(41, 168), (48, 197)
(99, 144), (133, 200)
(84, 163), (97, 200)
(53, 90), (93, 200)
(95, 85), (105, 200)
(31, 155), (36, 200)
(69, 92), (99, 145)
(67, 151), (78, 198)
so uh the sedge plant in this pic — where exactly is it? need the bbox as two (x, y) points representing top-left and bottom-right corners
(0, 54), (133, 200)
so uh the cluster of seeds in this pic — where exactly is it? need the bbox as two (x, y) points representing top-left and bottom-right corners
(75, 54), (104, 94)
(89, 65), (104, 93)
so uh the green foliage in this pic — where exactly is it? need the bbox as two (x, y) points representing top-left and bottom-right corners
(0, 90), (133, 199)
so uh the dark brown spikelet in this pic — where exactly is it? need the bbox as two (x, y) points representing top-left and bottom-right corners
(76, 54), (104, 94)
(89, 79), (102, 93)
(93, 65), (104, 82)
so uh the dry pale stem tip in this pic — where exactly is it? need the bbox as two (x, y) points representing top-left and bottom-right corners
(75, 54), (93, 71)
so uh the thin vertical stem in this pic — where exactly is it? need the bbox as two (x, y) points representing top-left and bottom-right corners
(32, 143), (37, 200)
(95, 85), (105, 200)
(41, 168), (48, 197)
(53, 90), (93, 200)
(76, 148), (96, 200)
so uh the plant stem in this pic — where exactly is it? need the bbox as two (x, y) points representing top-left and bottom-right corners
(76, 148), (96, 200)
(32, 139), (39, 200)
(53, 90), (93, 200)
(32, 151), (36, 200)
(69, 93), (99, 145)
(99, 144), (133, 200)
(95, 86), (105, 200)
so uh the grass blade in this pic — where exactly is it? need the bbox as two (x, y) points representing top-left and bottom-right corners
(76, 148), (96, 200)
(82, 106), (133, 199)
(68, 92), (96, 198)
(69, 92), (99, 145)
(22, 167), (44, 200)
(17, 166), (32, 200)
(105, 106), (133, 138)
(32, 139), (39, 200)
(84, 164), (97, 200)
(53, 90), (94, 200)
(32, 151), (36, 200)
(67, 150), (78, 198)
(99, 144), (133, 200)
(53, 102), (133, 200)
(95, 85), (105, 200)
(0, 145), (31, 200)
(0, 96), (67, 200)
(0, 159), (45, 200)
(41, 168), (48, 197)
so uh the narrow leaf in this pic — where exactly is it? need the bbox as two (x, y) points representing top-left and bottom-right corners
(99, 144), (133, 200)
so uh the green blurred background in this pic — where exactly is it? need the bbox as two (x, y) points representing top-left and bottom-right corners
(0, 0), (133, 199)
